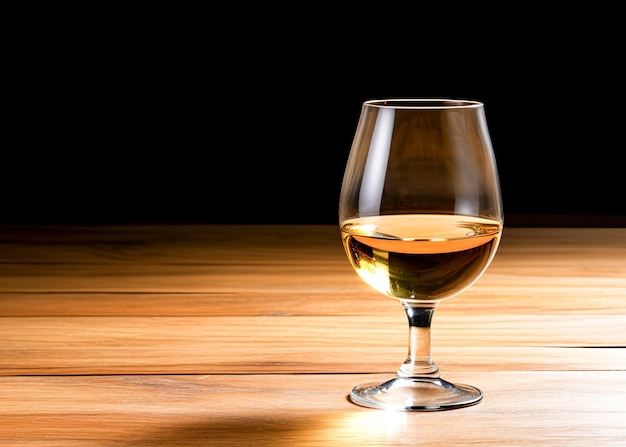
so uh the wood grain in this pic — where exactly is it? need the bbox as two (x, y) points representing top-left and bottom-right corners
(0, 225), (624, 445)
(1, 315), (625, 375)
(1, 373), (625, 446)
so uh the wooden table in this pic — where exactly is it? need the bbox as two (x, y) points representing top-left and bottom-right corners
(1, 224), (625, 446)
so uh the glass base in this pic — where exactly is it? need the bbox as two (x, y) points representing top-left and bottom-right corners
(349, 376), (483, 411)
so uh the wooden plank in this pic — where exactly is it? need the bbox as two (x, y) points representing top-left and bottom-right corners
(3, 286), (626, 316)
(1, 261), (624, 297)
(2, 226), (625, 267)
(1, 372), (625, 446)
(0, 262), (359, 293)
(1, 227), (625, 316)
(0, 292), (397, 316)
(1, 315), (624, 375)
(0, 224), (347, 264)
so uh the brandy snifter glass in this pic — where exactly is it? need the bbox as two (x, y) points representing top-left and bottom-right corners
(339, 99), (503, 411)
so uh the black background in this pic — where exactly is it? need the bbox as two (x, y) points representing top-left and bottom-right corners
(4, 13), (624, 226)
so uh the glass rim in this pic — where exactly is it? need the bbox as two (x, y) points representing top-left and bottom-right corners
(363, 98), (484, 109)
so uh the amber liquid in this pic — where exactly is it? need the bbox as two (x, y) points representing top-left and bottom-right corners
(341, 214), (502, 302)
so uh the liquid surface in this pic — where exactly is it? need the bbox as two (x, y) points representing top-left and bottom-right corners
(341, 214), (502, 302)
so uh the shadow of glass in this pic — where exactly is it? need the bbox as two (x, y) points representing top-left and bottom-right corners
(126, 408), (412, 447)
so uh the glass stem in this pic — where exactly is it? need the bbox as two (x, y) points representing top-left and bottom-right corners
(397, 302), (441, 378)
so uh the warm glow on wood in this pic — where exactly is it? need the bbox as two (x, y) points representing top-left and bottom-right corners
(0, 225), (624, 444)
